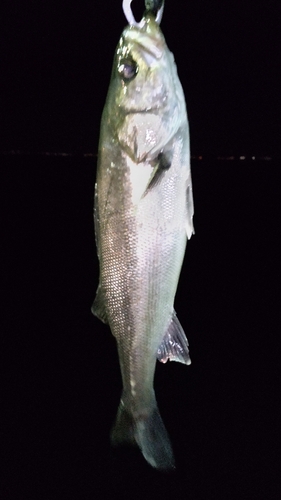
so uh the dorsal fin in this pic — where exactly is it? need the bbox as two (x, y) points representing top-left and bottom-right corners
(91, 285), (108, 324)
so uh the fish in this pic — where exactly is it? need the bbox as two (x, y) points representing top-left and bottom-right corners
(92, 0), (194, 469)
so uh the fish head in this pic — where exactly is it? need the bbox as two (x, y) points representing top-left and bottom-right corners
(115, 14), (168, 113)
(104, 14), (187, 162)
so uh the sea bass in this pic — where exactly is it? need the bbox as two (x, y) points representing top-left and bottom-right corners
(92, 0), (194, 469)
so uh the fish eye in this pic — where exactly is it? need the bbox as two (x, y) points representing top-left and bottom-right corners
(118, 58), (138, 82)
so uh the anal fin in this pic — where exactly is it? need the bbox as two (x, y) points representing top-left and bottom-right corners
(157, 311), (191, 365)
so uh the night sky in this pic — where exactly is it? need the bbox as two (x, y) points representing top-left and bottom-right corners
(1, 0), (280, 155)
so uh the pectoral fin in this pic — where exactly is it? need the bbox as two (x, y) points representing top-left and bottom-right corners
(157, 312), (191, 365)
(142, 151), (172, 197)
(91, 285), (108, 324)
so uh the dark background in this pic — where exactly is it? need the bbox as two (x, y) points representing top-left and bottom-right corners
(1, 1), (280, 499)
(1, 0), (280, 156)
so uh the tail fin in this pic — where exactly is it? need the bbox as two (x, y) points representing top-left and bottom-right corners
(111, 401), (175, 470)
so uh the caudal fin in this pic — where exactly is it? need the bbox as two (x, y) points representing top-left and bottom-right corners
(110, 401), (175, 470)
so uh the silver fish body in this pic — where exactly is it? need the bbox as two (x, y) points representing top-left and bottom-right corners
(92, 12), (194, 469)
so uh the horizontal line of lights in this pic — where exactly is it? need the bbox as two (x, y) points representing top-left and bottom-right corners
(191, 156), (273, 161)
(0, 150), (97, 157)
(0, 151), (274, 161)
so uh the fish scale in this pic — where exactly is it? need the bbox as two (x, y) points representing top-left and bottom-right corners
(92, 4), (194, 469)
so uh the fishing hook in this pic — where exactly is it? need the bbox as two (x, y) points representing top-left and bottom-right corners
(122, 0), (164, 27)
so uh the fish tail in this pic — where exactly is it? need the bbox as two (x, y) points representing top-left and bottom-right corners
(135, 406), (175, 470)
(111, 400), (175, 470)
(110, 400), (136, 445)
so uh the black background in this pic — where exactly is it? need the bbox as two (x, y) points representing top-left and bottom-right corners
(1, 0), (280, 498)
(1, 0), (280, 156)
(2, 156), (280, 498)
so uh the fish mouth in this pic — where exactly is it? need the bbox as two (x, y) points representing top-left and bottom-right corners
(121, 106), (160, 115)
(123, 26), (164, 61)
(135, 41), (163, 64)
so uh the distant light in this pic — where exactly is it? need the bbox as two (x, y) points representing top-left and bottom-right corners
(239, 156), (246, 160)
(198, 156), (202, 160)
(252, 156), (255, 160)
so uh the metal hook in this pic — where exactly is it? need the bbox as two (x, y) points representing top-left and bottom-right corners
(122, 0), (164, 27)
